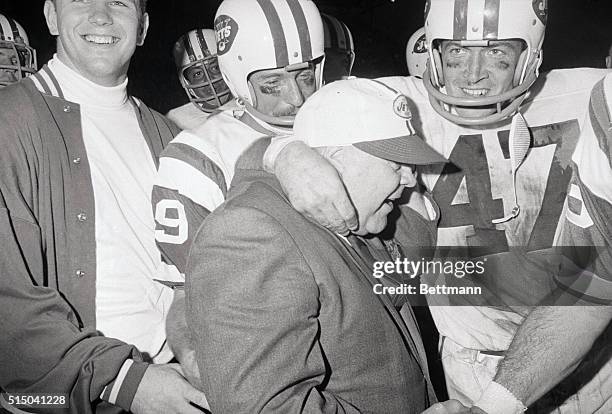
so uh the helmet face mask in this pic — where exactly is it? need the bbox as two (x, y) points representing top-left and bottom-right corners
(174, 29), (232, 113)
(215, 0), (325, 126)
(0, 15), (37, 87)
(424, 0), (547, 126)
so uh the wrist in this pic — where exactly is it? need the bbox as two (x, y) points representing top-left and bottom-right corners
(101, 359), (149, 411)
(473, 381), (527, 414)
(264, 135), (301, 173)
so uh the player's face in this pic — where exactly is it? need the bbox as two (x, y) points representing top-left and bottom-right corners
(0, 45), (19, 85)
(338, 147), (417, 236)
(183, 59), (230, 104)
(441, 40), (523, 119)
(44, 0), (148, 87)
(248, 65), (317, 117)
(323, 48), (352, 83)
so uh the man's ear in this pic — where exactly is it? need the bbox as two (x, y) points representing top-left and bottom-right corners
(43, 0), (59, 36)
(137, 13), (150, 46)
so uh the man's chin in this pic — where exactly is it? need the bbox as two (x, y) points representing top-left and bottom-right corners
(455, 106), (498, 119)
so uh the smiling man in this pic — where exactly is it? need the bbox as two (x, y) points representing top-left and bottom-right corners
(0, 0), (209, 413)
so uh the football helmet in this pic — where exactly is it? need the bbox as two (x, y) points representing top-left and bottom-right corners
(321, 13), (355, 81)
(424, 0), (547, 125)
(0, 14), (37, 87)
(215, 0), (325, 126)
(173, 29), (232, 113)
(405, 27), (427, 78)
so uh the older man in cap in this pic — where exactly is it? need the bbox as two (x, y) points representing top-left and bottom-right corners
(185, 78), (469, 413)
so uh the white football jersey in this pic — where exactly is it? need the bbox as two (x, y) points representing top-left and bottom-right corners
(382, 68), (610, 350)
(153, 104), (289, 273)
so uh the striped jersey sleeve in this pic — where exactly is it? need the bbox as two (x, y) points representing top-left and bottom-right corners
(152, 131), (230, 274)
(555, 74), (612, 304)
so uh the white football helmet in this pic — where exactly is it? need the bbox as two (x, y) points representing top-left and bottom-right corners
(0, 14), (37, 87)
(173, 29), (232, 113)
(405, 27), (427, 78)
(424, 0), (547, 125)
(215, 0), (325, 126)
(321, 13), (355, 81)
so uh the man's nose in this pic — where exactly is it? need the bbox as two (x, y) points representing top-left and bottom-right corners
(89, 3), (113, 26)
(464, 52), (488, 85)
(282, 78), (305, 107)
(399, 166), (417, 187)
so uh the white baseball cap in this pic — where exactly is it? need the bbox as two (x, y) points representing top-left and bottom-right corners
(293, 77), (447, 165)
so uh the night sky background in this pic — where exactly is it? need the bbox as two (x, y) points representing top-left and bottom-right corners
(1, 0), (611, 114)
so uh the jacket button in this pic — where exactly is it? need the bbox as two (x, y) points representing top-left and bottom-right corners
(75, 270), (85, 278)
(63, 105), (71, 113)
(73, 157), (81, 164)
(77, 213), (87, 221)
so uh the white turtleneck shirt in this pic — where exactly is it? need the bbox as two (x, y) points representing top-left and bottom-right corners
(48, 56), (179, 362)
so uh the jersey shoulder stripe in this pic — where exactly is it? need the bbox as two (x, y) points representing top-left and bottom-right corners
(162, 141), (228, 196)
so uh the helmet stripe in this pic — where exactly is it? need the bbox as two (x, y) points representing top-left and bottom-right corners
(453, 0), (469, 40)
(286, 0), (312, 61)
(184, 32), (196, 61)
(483, 0), (500, 39)
(0, 15), (9, 41)
(7, 17), (20, 41)
(195, 29), (210, 58)
(256, 0), (289, 67)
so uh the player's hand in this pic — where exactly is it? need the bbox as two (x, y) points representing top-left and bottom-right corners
(421, 400), (471, 414)
(274, 141), (357, 235)
(131, 363), (210, 414)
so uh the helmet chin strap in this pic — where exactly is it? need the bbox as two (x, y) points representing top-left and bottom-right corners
(236, 97), (296, 127)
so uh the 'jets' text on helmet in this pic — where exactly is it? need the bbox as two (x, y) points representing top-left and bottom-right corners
(214, 0), (325, 126)
(424, 0), (547, 126)
(173, 29), (232, 113)
(0, 14), (37, 87)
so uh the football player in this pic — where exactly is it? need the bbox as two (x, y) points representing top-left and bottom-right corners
(153, 0), (325, 273)
(152, 0), (346, 388)
(321, 13), (355, 82)
(0, 14), (37, 87)
(166, 28), (233, 130)
(382, 1), (611, 412)
(406, 26), (427, 78)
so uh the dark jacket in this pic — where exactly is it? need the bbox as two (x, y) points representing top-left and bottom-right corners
(186, 144), (437, 413)
(0, 67), (179, 413)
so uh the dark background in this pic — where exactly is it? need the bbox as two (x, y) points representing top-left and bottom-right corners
(1, 0), (611, 114)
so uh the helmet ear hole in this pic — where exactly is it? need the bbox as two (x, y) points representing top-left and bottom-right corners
(513, 49), (529, 87)
(432, 48), (444, 86)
